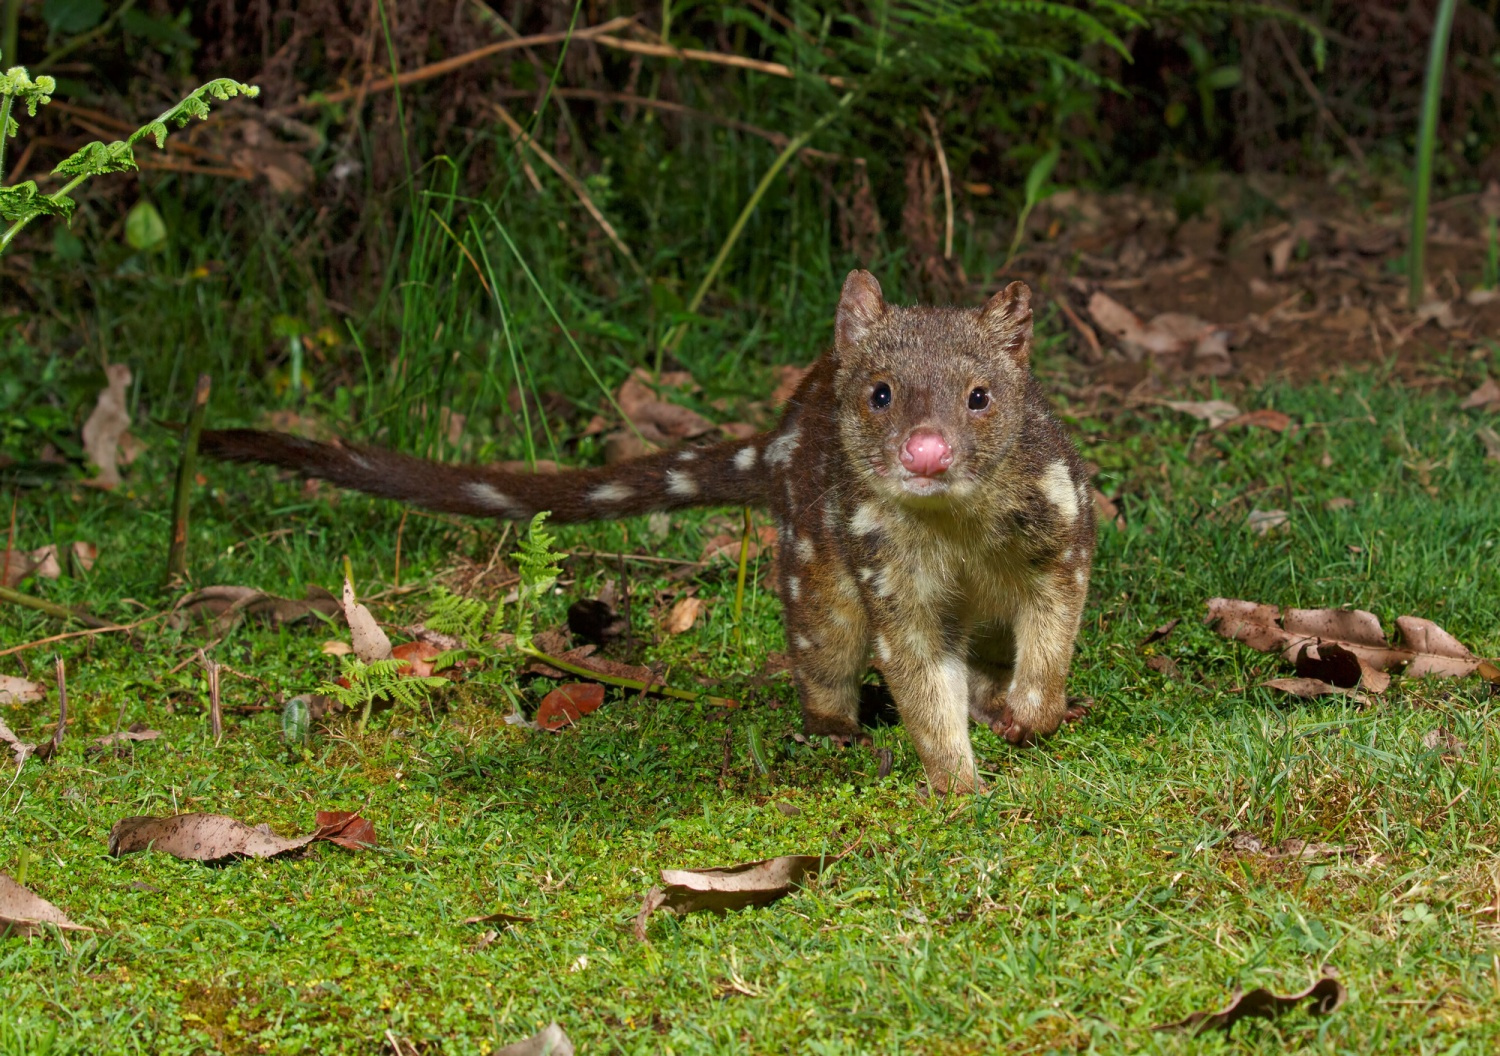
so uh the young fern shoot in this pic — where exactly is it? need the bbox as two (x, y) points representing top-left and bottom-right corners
(0, 50), (258, 255)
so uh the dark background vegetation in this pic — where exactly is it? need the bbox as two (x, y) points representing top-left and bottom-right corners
(2, 0), (1498, 464)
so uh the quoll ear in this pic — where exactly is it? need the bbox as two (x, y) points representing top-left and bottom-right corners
(978, 280), (1033, 366)
(836, 269), (886, 349)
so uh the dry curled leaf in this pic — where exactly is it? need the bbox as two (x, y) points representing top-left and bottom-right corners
(108, 810), (376, 863)
(391, 640), (446, 678)
(1261, 676), (1364, 702)
(535, 683), (605, 731)
(0, 872), (93, 937)
(169, 585), (340, 633)
(1207, 599), (1483, 682)
(1091, 488), (1125, 530)
(1421, 727), (1465, 758)
(81, 363), (132, 489)
(1219, 409), (1292, 432)
(495, 1023), (573, 1056)
(1477, 426), (1500, 462)
(665, 596), (706, 635)
(617, 370), (716, 443)
(0, 676), (45, 705)
(341, 579), (392, 662)
(1147, 655), (1181, 679)
(635, 854), (839, 940)
(1246, 508), (1289, 535)
(1154, 971), (1346, 1035)
(1140, 619), (1180, 647)
(1, 542), (98, 587)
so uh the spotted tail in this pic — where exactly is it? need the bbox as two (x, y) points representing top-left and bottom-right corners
(198, 428), (780, 523)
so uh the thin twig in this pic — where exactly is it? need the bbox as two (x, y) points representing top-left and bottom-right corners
(0, 612), (163, 659)
(489, 101), (645, 277)
(921, 107), (954, 260)
(733, 507), (752, 647)
(165, 373), (211, 586)
(199, 649), (223, 744)
(270, 16), (637, 115)
(592, 33), (847, 88)
(394, 509), (409, 589)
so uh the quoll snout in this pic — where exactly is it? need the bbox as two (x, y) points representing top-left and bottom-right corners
(900, 429), (953, 477)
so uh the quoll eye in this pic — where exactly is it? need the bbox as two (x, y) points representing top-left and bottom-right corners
(870, 381), (893, 410)
(967, 386), (991, 411)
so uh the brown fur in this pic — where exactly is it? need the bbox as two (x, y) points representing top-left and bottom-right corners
(200, 271), (1096, 792)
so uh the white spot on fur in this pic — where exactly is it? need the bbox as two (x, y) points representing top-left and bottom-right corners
(349, 454), (372, 472)
(677, 449), (698, 461)
(1039, 461), (1079, 523)
(875, 635), (892, 663)
(787, 576), (801, 601)
(823, 503), (840, 531)
(464, 482), (513, 513)
(734, 446), (758, 471)
(588, 482), (634, 503)
(858, 567), (876, 582)
(850, 503), (881, 535)
(795, 634), (813, 650)
(1075, 568), (1087, 587)
(764, 428), (801, 466)
(1061, 548), (1073, 563)
(665, 469), (699, 497)
(874, 570), (896, 598)
(795, 536), (816, 563)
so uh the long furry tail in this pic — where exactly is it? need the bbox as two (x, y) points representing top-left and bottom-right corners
(198, 429), (776, 523)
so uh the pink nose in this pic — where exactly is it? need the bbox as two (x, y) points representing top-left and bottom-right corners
(900, 430), (953, 476)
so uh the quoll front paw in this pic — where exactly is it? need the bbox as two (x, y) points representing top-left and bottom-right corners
(991, 697), (1087, 746)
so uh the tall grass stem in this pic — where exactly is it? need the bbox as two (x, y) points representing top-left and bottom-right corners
(1408, 0), (1459, 309)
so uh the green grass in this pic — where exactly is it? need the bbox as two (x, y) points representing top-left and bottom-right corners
(3, 351), (1500, 1054)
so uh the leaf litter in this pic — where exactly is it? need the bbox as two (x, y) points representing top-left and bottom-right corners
(80, 363), (134, 490)
(0, 872), (93, 937)
(635, 854), (840, 940)
(108, 810), (376, 863)
(495, 1023), (573, 1056)
(535, 683), (606, 731)
(168, 584), (341, 632)
(1207, 599), (1484, 695)
(0, 676), (46, 705)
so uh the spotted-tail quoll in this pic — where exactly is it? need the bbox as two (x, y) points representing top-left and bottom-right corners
(201, 270), (1096, 791)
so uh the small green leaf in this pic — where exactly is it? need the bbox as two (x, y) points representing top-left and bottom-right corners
(125, 200), (166, 251)
(42, 0), (105, 35)
(52, 227), (84, 262)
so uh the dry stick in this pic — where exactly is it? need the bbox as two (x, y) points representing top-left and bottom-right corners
(164, 374), (212, 586)
(268, 16), (637, 116)
(519, 645), (732, 706)
(591, 33), (848, 88)
(921, 106), (954, 260)
(199, 649), (223, 743)
(0, 612), (163, 659)
(393, 509), (409, 589)
(0, 584), (116, 630)
(489, 101), (645, 278)
(1268, 21), (1365, 167)
(733, 507), (753, 647)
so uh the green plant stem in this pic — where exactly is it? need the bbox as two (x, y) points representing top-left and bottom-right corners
(0, 172), (87, 255)
(657, 91), (856, 367)
(519, 645), (731, 706)
(0, 0), (17, 77)
(0, 584), (115, 629)
(164, 374), (211, 586)
(1408, 0), (1459, 310)
(0, 92), (12, 178)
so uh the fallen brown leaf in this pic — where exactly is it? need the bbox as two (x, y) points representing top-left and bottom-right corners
(535, 683), (606, 731)
(322, 640), (353, 656)
(618, 370), (716, 443)
(391, 640), (446, 678)
(169, 585), (340, 633)
(93, 724), (161, 748)
(0, 717), (36, 768)
(635, 854), (839, 940)
(1154, 971), (1346, 1036)
(108, 810), (376, 863)
(1091, 488), (1125, 530)
(665, 596), (705, 634)
(1460, 377), (1500, 412)
(1, 542), (98, 587)
(0, 872), (93, 937)
(1477, 426), (1500, 462)
(495, 1024), (573, 1056)
(1140, 619), (1180, 647)
(1163, 399), (1241, 429)
(1246, 508), (1289, 535)
(81, 363), (133, 489)
(1324, 497), (1356, 511)
(462, 910), (534, 926)
(1208, 599), (1483, 682)
(700, 525), (778, 563)
(1219, 409), (1292, 432)
(771, 365), (810, 405)
(1261, 676), (1362, 700)
(1146, 655), (1181, 679)
(0, 676), (45, 705)
(341, 579), (391, 662)
(1421, 727), (1465, 758)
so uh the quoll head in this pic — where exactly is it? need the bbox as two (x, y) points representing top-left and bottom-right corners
(832, 269), (1034, 505)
